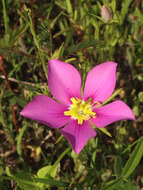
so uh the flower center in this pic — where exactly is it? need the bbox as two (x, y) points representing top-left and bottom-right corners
(64, 97), (96, 125)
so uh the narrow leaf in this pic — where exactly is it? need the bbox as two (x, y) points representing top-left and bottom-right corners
(66, 0), (73, 16)
(102, 178), (123, 190)
(121, 0), (133, 24)
(16, 123), (28, 161)
(89, 121), (112, 137)
(121, 139), (143, 178)
(102, 88), (122, 106)
(67, 40), (105, 54)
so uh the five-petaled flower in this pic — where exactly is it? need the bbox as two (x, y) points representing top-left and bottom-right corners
(20, 60), (135, 154)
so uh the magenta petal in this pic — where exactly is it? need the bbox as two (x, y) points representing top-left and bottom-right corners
(48, 59), (81, 105)
(91, 100), (135, 128)
(83, 62), (117, 102)
(20, 95), (71, 128)
(61, 121), (97, 154)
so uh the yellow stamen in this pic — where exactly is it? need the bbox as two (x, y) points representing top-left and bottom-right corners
(64, 98), (96, 125)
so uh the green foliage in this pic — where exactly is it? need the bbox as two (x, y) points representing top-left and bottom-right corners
(16, 123), (28, 162)
(6, 167), (68, 190)
(121, 137), (143, 178)
(0, 0), (142, 189)
(102, 138), (143, 190)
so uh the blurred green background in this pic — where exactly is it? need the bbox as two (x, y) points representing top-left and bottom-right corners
(0, 0), (143, 189)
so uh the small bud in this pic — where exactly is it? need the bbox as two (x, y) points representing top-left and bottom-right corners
(101, 5), (112, 22)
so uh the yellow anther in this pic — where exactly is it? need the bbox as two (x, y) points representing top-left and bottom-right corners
(64, 98), (96, 125)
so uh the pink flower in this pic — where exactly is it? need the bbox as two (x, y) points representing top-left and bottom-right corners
(20, 60), (135, 154)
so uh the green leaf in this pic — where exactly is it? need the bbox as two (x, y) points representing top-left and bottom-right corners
(37, 165), (58, 179)
(122, 181), (139, 190)
(33, 177), (68, 187)
(66, 40), (105, 54)
(16, 123), (28, 161)
(102, 88), (122, 106)
(135, 7), (143, 26)
(2, 0), (10, 34)
(37, 165), (60, 189)
(6, 167), (39, 190)
(97, 127), (112, 137)
(38, 147), (70, 178)
(50, 12), (62, 29)
(120, 0), (133, 24)
(114, 156), (122, 176)
(37, 147), (70, 189)
(122, 136), (143, 154)
(51, 43), (64, 59)
(55, 0), (67, 10)
(66, 0), (73, 16)
(102, 179), (139, 190)
(101, 178), (123, 190)
(11, 23), (29, 45)
(89, 121), (112, 137)
(6, 167), (68, 189)
(121, 138), (143, 178)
